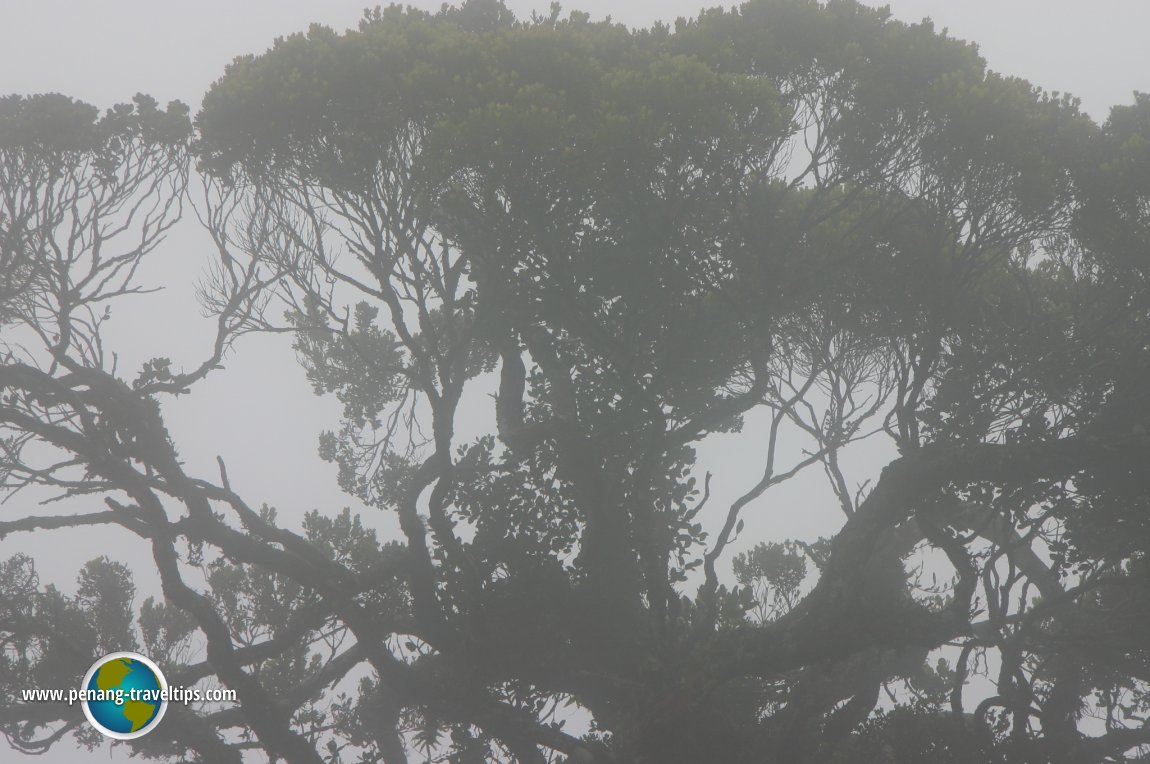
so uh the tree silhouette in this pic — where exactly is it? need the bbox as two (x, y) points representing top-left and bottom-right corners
(2, 2), (1149, 762)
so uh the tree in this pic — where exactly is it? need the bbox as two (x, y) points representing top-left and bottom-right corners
(2, 1), (1149, 762)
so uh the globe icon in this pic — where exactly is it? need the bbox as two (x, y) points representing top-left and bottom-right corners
(81, 653), (168, 739)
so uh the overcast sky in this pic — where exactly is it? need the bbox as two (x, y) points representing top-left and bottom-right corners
(1, 1), (1148, 761)
(2, 0), (1147, 120)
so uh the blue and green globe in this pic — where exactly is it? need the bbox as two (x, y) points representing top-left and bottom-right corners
(81, 653), (167, 738)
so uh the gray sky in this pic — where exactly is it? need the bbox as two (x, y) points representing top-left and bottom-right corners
(1, 1), (1147, 761)
(1, 0), (1146, 119)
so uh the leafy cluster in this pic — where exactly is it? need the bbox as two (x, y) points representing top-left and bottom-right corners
(2, 2), (1150, 763)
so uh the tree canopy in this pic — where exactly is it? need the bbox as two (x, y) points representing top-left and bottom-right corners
(2, 1), (1149, 762)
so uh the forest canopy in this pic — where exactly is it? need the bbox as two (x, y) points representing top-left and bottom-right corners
(2, 1), (1149, 762)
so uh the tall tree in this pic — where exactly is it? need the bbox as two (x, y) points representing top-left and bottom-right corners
(2, 2), (1148, 762)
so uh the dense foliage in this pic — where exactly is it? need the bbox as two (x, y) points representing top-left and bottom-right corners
(2, 2), (1149, 762)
